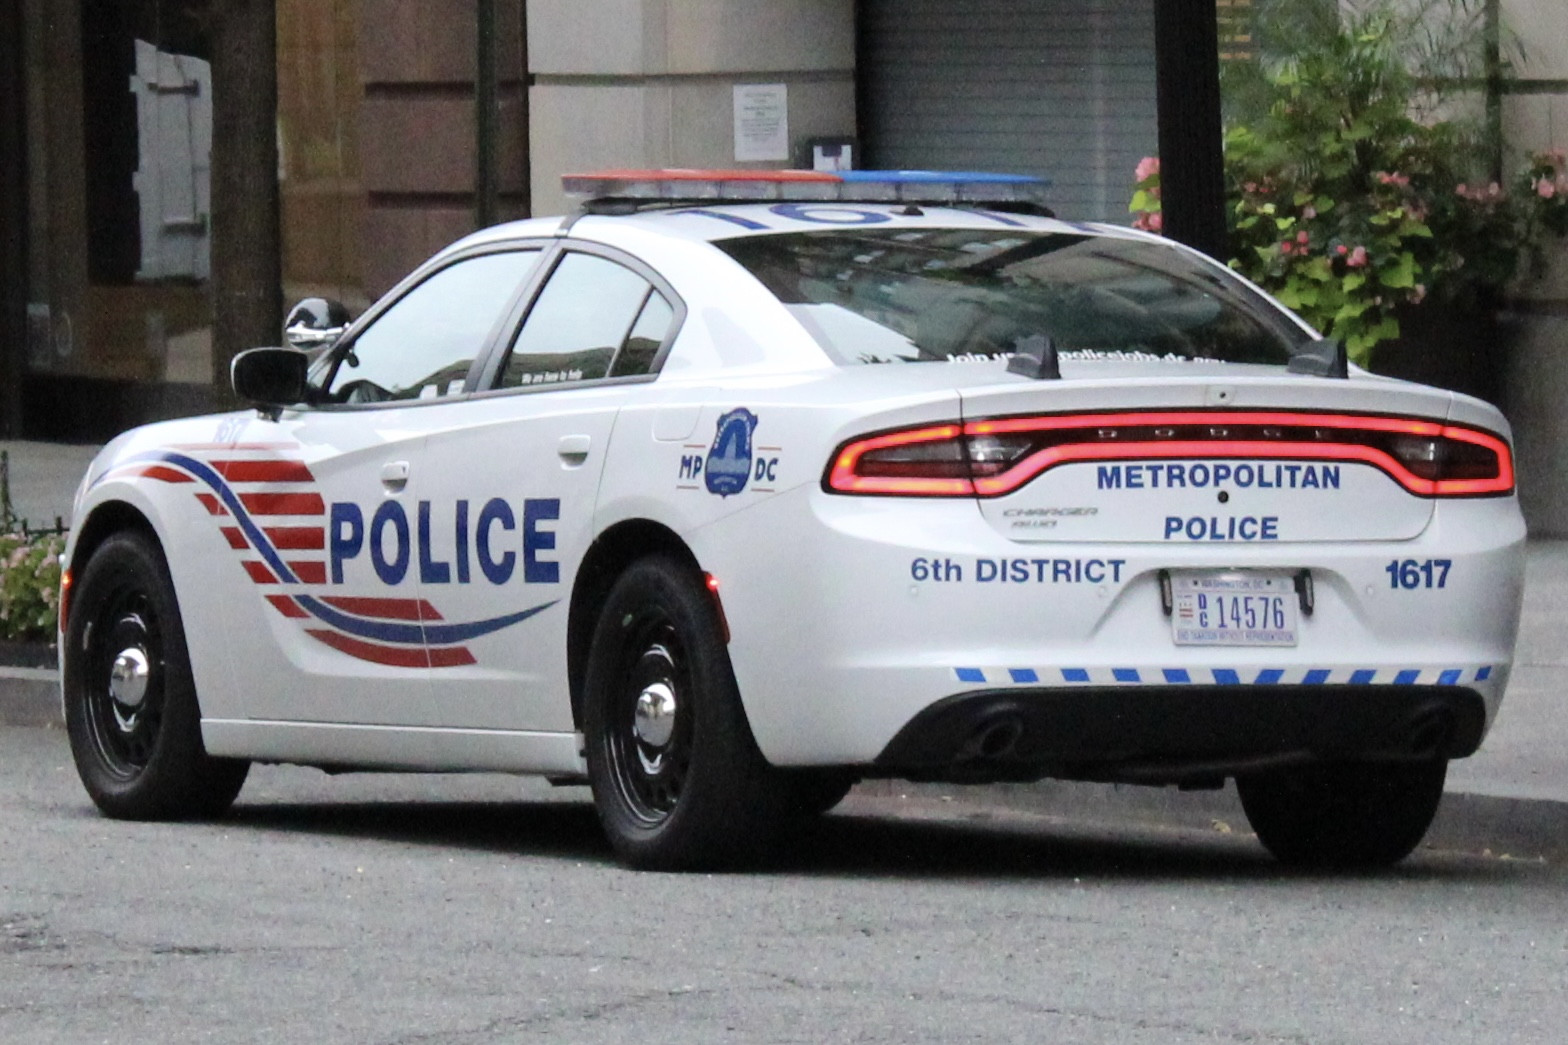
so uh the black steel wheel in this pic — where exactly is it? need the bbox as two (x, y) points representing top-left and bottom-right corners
(63, 531), (249, 819)
(1237, 759), (1447, 869)
(584, 556), (788, 870)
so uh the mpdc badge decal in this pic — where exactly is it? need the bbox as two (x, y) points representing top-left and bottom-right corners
(705, 408), (758, 497)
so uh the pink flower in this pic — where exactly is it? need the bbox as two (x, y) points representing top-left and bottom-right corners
(1336, 244), (1349, 256)
(1347, 246), (1369, 268)
(1539, 178), (1558, 200)
(1296, 230), (1310, 245)
(1135, 156), (1160, 183)
(1280, 241), (1294, 256)
(1302, 205), (1318, 219)
(1411, 284), (1427, 305)
(1376, 171), (1410, 188)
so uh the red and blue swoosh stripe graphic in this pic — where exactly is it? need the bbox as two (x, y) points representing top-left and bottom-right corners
(102, 446), (554, 668)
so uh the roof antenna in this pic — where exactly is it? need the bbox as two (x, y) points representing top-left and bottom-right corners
(1007, 333), (1061, 380)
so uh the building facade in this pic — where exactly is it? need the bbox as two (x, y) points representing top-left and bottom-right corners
(3, 0), (1565, 526)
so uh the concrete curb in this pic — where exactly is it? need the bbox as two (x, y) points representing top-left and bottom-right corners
(9, 671), (1565, 863)
(0, 669), (61, 729)
(865, 777), (1568, 864)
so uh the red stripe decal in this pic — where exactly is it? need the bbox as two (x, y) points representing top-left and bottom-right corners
(140, 465), (194, 483)
(243, 561), (278, 584)
(196, 493), (228, 516)
(306, 630), (429, 668)
(240, 492), (325, 516)
(288, 561), (327, 584)
(321, 596), (426, 621)
(265, 594), (310, 619)
(219, 527), (249, 550)
(213, 459), (315, 483)
(428, 646), (478, 668)
(263, 526), (326, 550)
(169, 442), (299, 451)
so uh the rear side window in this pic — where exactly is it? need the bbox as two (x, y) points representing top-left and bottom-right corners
(718, 229), (1311, 367)
(497, 251), (673, 389)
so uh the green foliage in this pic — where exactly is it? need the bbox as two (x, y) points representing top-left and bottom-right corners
(1130, 3), (1568, 366)
(0, 530), (65, 643)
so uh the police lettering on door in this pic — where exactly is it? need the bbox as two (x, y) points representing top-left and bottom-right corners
(328, 497), (560, 586)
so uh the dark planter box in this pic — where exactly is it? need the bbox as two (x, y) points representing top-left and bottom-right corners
(0, 639), (57, 670)
(1370, 300), (1511, 406)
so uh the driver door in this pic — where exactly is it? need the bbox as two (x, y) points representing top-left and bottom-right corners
(218, 245), (544, 726)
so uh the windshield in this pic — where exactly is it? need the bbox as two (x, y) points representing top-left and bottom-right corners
(718, 228), (1313, 367)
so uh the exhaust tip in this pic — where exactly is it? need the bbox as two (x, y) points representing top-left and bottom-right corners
(961, 714), (1025, 761)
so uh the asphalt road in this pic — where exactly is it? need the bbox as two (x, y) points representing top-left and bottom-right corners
(3, 727), (1564, 1045)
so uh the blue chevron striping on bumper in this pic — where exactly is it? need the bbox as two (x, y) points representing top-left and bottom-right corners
(952, 665), (1499, 687)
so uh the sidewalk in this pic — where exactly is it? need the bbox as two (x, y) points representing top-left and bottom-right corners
(1, 439), (101, 529)
(4, 439), (1567, 859)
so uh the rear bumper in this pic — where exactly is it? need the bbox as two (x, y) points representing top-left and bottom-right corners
(700, 485), (1525, 769)
(875, 685), (1487, 786)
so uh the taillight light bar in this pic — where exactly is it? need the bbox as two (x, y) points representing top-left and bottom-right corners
(824, 410), (1514, 498)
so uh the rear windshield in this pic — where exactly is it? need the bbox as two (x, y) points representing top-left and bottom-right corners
(717, 228), (1312, 366)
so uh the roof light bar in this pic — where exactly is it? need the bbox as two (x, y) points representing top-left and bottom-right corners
(561, 168), (1053, 208)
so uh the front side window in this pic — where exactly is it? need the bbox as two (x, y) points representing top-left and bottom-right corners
(496, 252), (672, 390)
(324, 249), (540, 403)
(718, 229), (1312, 367)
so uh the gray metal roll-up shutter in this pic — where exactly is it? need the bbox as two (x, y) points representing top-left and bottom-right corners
(858, 0), (1158, 224)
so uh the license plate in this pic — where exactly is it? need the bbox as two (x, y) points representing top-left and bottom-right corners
(1169, 570), (1299, 647)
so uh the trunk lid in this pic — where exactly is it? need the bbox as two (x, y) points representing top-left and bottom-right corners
(959, 366), (1465, 544)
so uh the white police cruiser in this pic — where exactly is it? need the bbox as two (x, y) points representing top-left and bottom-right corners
(59, 169), (1526, 870)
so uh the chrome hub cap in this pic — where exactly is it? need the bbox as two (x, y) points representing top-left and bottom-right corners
(108, 647), (150, 709)
(633, 680), (678, 753)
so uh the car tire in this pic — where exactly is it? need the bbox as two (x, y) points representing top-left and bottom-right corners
(583, 556), (789, 870)
(780, 768), (859, 818)
(63, 531), (249, 820)
(1236, 759), (1447, 869)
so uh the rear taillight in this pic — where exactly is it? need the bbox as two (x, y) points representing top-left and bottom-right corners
(824, 411), (1514, 498)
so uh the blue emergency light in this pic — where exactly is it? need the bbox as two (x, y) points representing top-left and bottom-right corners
(561, 168), (1053, 212)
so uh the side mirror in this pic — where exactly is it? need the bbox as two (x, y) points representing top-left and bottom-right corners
(232, 346), (309, 419)
(283, 297), (352, 353)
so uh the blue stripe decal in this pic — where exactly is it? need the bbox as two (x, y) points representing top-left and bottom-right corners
(292, 594), (556, 646)
(949, 665), (1497, 688)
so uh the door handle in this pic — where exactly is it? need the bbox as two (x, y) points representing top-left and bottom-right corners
(557, 434), (591, 467)
(381, 460), (410, 491)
